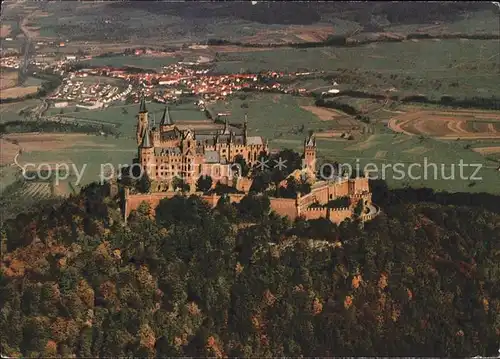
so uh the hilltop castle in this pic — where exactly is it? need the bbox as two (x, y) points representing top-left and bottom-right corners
(136, 98), (316, 188)
(126, 99), (376, 224)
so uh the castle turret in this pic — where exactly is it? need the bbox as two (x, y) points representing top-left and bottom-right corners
(222, 118), (230, 135)
(136, 96), (149, 145)
(139, 127), (155, 178)
(160, 106), (174, 131)
(139, 96), (147, 113)
(243, 114), (248, 144)
(303, 131), (316, 179)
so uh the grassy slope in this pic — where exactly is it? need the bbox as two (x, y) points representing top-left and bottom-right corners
(214, 40), (499, 99)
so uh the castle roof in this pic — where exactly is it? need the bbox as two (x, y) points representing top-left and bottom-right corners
(160, 106), (173, 126)
(140, 127), (152, 148)
(220, 118), (231, 135)
(305, 133), (316, 147)
(204, 150), (220, 163)
(155, 147), (181, 156)
(139, 96), (147, 113)
(161, 128), (182, 141)
(247, 136), (263, 145)
(195, 134), (217, 146)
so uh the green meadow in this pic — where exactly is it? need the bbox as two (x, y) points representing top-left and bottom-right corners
(208, 93), (326, 140)
(17, 136), (137, 187)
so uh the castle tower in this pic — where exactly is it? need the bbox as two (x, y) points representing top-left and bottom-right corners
(181, 130), (196, 185)
(139, 126), (155, 178)
(160, 106), (174, 132)
(222, 118), (230, 135)
(303, 132), (316, 179)
(136, 96), (149, 145)
(243, 114), (248, 144)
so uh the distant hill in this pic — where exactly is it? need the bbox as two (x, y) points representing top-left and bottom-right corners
(107, 2), (495, 26)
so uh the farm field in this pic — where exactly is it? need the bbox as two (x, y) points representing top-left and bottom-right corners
(0, 99), (41, 123)
(311, 133), (500, 194)
(0, 70), (19, 90)
(386, 11), (500, 34)
(208, 94), (499, 194)
(213, 40), (499, 99)
(215, 40), (498, 73)
(0, 73), (45, 101)
(388, 109), (500, 140)
(19, 181), (52, 199)
(80, 55), (179, 70)
(1, 133), (137, 187)
(0, 86), (40, 100)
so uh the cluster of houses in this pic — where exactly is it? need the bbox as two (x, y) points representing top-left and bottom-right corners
(48, 77), (132, 107)
(0, 56), (20, 69)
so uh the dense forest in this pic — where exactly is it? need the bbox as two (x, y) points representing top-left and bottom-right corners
(1, 181), (499, 357)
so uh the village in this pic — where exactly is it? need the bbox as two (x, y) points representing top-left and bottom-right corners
(15, 47), (340, 110)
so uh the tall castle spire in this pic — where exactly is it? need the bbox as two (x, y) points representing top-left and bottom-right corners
(139, 96), (147, 113)
(243, 113), (248, 143)
(160, 106), (173, 126)
(136, 95), (149, 145)
(221, 117), (230, 135)
(140, 127), (152, 148)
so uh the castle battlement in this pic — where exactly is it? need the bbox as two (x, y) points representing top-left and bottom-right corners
(305, 207), (327, 212)
(331, 207), (350, 212)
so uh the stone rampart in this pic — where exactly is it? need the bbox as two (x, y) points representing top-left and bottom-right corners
(123, 177), (375, 224)
(269, 197), (298, 219)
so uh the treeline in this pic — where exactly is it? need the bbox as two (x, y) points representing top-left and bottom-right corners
(317, 91), (500, 111)
(206, 34), (348, 48)
(206, 31), (498, 49)
(0, 120), (118, 137)
(315, 98), (359, 116)
(0, 72), (62, 104)
(406, 33), (500, 40)
(400, 95), (500, 110)
(371, 180), (500, 215)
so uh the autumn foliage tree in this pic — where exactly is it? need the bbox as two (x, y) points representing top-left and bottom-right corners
(0, 183), (500, 357)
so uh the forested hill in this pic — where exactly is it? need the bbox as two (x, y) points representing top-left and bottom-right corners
(1, 183), (500, 357)
(107, 2), (494, 26)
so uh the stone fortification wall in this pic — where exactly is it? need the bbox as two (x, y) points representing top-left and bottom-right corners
(123, 176), (373, 224)
(269, 197), (298, 220)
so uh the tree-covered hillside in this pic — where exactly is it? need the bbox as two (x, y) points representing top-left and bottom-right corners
(1, 183), (499, 357)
